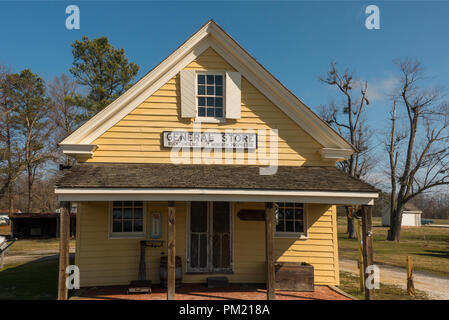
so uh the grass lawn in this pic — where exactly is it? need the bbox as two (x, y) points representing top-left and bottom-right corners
(338, 216), (449, 277)
(0, 257), (75, 300)
(432, 219), (449, 225)
(7, 239), (76, 254)
(338, 271), (428, 300)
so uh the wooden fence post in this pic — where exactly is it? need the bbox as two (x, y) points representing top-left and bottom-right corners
(361, 205), (375, 300)
(58, 201), (70, 300)
(356, 218), (364, 292)
(406, 256), (415, 296)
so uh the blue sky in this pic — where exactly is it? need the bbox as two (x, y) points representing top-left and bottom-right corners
(1, 1), (449, 185)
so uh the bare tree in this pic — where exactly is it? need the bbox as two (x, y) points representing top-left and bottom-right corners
(48, 73), (84, 166)
(319, 62), (375, 238)
(12, 69), (52, 213)
(387, 59), (449, 241)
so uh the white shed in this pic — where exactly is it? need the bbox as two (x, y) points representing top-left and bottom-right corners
(382, 203), (422, 227)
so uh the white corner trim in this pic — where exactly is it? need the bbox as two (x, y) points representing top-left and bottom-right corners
(55, 188), (378, 205)
(59, 20), (354, 152)
(319, 148), (354, 160)
(60, 144), (97, 157)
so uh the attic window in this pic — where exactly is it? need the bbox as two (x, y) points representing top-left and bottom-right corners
(197, 73), (224, 119)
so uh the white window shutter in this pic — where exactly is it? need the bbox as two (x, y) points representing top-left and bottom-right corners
(225, 71), (241, 119)
(180, 69), (196, 118)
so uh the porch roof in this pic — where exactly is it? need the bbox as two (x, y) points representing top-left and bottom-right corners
(55, 163), (378, 205)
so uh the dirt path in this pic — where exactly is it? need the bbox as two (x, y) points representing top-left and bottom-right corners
(340, 258), (449, 300)
(2, 249), (75, 266)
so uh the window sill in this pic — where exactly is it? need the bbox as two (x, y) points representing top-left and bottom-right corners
(108, 234), (146, 240)
(194, 117), (226, 124)
(275, 233), (308, 239)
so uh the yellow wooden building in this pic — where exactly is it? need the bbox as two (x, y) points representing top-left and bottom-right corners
(55, 20), (378, 299)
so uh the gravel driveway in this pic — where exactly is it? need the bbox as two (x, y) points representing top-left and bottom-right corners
(340, 258), (449, 300)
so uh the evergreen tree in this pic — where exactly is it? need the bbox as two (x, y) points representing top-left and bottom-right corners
(70, 36), (139, 117)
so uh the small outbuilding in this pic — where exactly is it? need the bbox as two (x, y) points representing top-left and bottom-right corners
(382, 203), (422, 227)
(10, 211), (76, 239)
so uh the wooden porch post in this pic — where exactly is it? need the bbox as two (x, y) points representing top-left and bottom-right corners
(361, 205), (375, 300)
(167, 201), (176, 300)
(57, 201), (70, 300)
(265, 202), (276, 300)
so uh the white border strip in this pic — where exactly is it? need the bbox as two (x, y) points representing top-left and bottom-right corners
(55, 188), (378, 205)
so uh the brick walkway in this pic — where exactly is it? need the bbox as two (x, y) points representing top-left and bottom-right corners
(74, 284), (351, 300)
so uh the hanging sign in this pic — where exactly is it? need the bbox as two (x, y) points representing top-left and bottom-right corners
(163, 131), (257, 150)
(150, 212), (161, 239)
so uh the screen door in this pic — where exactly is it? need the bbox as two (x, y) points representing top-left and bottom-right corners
(188, 201), (232, 273)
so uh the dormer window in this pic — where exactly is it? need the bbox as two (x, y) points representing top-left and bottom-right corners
(197, 73), (224, 119)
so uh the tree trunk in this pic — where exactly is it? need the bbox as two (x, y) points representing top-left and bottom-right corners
(346, 207), (357, 239)
(387, 205), (403, 241)
(27, 166), (32, 213)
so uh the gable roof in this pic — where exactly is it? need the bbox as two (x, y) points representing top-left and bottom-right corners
(60, 20), (354, 158)
(403, 203), (422, 213)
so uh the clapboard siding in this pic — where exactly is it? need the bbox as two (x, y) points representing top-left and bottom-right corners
(85, 48), (329, 166)
(76, 201), (339, 287)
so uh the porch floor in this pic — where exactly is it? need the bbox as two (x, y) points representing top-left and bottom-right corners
(73, 284), (351, 300)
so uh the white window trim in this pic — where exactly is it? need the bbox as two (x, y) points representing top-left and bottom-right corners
(108, 201), (147, 239)
(194, 71), (226, 123)
(274, 203), (308, 239)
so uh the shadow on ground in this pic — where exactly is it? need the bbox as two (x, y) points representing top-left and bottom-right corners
(0, 253), (75, 300)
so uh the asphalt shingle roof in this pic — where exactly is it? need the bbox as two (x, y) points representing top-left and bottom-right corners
(56, 163), (378, 193)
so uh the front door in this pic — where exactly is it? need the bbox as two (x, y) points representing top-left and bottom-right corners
(188, 201), (232, 273)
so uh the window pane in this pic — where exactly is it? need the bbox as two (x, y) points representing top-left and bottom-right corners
(198, 75), (205, 84)
(124, 208), (133, 219)
(198, 107), (205, 117)
(295, 209), (303, 220)
(190, 234), (199, 268)
(285, 208), (294, 219)
(123, 220), (133, 232)
(134, 207), (143, 219)
(213, 202), (229, 233)
(198, 85), (205, 95)
(285, 220), (294, 232)
(134, 201), (143, 207)
(134, 219), (143, 232)
(215, 85), (223, 96)
(198, 97), (205, 106)
(113, 220), (122, 232)
(207, 75), (214, 84)
(207, 108), (214, 117)
(124, 201), (133, 207)
(216, 97), (223, 107)
(215, 108), (223, 118)
(207, 97), (214, 107)
(215, 75), (223, 85)
(207, 85), (214, 95)
(285, 203), (294, 207)
(199, 234), (208, 268)
(190, 202), (207, 232)
(112, 208), (122, 219)
(113, 201), (122, 207)
(295, 221), (304, 233)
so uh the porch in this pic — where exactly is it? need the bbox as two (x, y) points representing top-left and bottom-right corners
(73, 284), (351, 300)
(55, 163), (378, 300)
